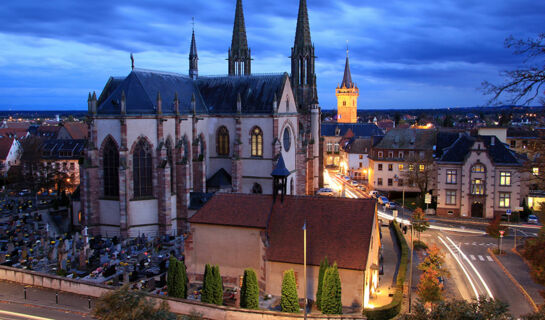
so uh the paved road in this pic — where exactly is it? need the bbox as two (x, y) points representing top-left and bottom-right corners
(435, 232), (533, 318)
(0, 303), (90, 320)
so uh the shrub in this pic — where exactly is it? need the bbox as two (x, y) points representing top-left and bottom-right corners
(212, 265), (223, 305)
(240, 268), (259, 309)
(316, 256), (329, 310)
(321, 263), (342, 314)
(200, 264), (213, 303)
(280, 269), (299, 313)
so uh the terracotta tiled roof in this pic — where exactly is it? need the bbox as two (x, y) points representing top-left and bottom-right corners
(62, 122), (88, 139)
(0, 128), (28, 139)
(0, 138), (15, 160)
(3, 122), (31, 130)
(190, 193), (377, 270)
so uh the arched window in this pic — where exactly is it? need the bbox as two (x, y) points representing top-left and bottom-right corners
(252, 183), (262, 194)
(251, 127), (263, 157)
(103, 139), (119, 198)
(216, 126), (230, 156)
(133, 139), (153, 198)
(166, 139), (175, 193)
(472, 164), (485, 173)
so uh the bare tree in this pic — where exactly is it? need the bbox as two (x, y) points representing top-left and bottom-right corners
(482, 33), (545, 106)
(401, 154), (435, 205)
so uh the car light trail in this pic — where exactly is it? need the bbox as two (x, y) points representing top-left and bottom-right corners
(437, 235), (479, 299)
(446, 236), (494, 299)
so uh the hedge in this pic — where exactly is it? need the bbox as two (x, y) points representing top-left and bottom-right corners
(364, 221), (409, 320)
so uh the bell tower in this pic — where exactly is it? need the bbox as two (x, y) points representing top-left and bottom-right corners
(336, 47), (358, 123)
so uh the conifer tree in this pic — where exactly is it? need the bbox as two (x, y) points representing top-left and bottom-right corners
(167, 257), (177, 297)
(212, 265), (223, 305)
(240, 268), (259, 309)
(179, 260), (188, 299)
(201, 264), (213, 303)
(280, 269), (299, 313)
(316, 256), (329, 310)
(321, 263), (342, 314)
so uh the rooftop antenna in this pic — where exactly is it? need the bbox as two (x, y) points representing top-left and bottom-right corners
(191, 16), (195, 31)
(130, 53), (134, 70)
(346, 40), (349, 56)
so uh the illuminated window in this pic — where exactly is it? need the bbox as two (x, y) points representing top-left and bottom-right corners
(251, 127), (263, 157)
(446, 169), (457, 184)
(359, 155), (363, 159)
(446, 190), (456, 205)
(419, 164), (425, 172)
(216, 126), (230, 156)
(471, 179), (484, 195)
(398, 164), (404, 171)
(327, 142), (332, 152)
(388, 164), (393, 171)
(342, 101), (346, 106)
(472, 164), (485, 173)
(533, 167), (539, 176)
(334, 143), (340, 153)
(500, 171), (511, 186)
(499, 192), (510, 208)
(377, 178), (383, 186)
(409, 164), (414, 171)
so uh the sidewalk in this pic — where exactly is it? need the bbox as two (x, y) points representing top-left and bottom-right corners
(0, 280), (94, 316)
(496, 250), (545, 307)
(368, 224), (399, 307)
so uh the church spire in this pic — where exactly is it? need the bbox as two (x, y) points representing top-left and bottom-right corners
(189, 19), (198, 80)
(341, 45), (353, 88)
(228, 0), (251, 76)
(294, 0), (312, 48)
(291, 0), (317, 112)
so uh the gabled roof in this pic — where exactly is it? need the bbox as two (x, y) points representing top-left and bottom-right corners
(374, 128), (436, 150)
(321, 123), (383, 138)
(438, 134), (521, 165)
(196, 74), (287, 114)
(190, 193), (377, 270)
(0, 128), (28, 139)
(0, 138), (15, 160)
(206, 168), (232, 189)
(62, 122), (88, 140)
(345, 138), (373, 154)
(41, 139), (87, 160)
(97, 69), (208, 115)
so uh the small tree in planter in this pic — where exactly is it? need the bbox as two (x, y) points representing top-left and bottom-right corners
(280, 269), (299, 313)
(412, 208), (429, 241)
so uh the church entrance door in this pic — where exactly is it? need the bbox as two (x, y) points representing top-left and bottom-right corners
(471, 202), (483, 218)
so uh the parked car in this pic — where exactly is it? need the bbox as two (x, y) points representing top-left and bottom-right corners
(18, 189), (31, 196)
(378, 196), (389, 205)
(350, 180), (358, 186)
(343, 176), (350, 180)
(528, 215), (539, 224)
(357, 185), (366, 191)
(316, 188), (335, 196)
(386, 202), (397, 210)
(369, 191), (379, 198)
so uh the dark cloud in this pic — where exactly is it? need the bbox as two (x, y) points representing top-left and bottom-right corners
(0, 0), (544, 109)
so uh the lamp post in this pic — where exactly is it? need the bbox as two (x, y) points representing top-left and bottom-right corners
(394, 175), (406, 220)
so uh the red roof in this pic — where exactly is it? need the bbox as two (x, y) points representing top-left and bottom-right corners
(3, 122), (31, 130)
(62, 122), (88, 139)
(0, 138), (15, 160)
(0, 128), (28, 139)
(190, 193), (377, 270)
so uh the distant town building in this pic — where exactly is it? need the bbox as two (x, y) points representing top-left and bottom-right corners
(0, 138), (21, 174)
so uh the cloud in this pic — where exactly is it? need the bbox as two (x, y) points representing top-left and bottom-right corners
(0, 0), (544, 109)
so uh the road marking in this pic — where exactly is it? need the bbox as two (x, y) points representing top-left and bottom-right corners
(0, 310), (54, 320)
(446, 236), (494, 299)
(486, 256), (493, 261)
(479, 243), (485, 246)
(478, 255), (485, 261)
(465, 243), (470, 245)
(469, 255), (476, 261)
(472, 242), (477, 245)
(438, 235), (479, 299)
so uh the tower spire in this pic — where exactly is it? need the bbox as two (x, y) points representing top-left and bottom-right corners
(189, 18), (198, 80)
(228, 0), (251, 76)
(291, 0), (317, 112)
(341, 42), (353, 88)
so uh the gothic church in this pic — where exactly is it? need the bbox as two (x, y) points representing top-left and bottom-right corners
(81, 0), (321, 237)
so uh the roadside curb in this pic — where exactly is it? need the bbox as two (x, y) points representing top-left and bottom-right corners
(487, 247), (539, 312)
(0, 299), (92, 317)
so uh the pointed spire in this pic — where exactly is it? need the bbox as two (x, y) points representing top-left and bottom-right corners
(231, 0), (248, 55)
(189, 19), (199, 79)
(294, 0), (312, 48)
(341, 44), (353, 88)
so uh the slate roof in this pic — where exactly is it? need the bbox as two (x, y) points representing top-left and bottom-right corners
(321, 123), (383, 138)
(344, 138), (373, 154)
(374, 128), (436, 150)
(96, 70), (288, 115)
(435, 131), (461, 158)
(36, 126), (61, 139)
(438, 134), (521, 165)
(190, 193), (377, 270)
(206, 168), (232, 189)
(507, 128), (539, 139)
(97, 70), (207, 115)
(196, 74), (287, 114)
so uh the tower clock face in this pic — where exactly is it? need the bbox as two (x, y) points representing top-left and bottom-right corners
(283, 128), (291, 152)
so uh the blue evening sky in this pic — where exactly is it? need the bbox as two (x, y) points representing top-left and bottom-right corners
(0, 0), (543, 110)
